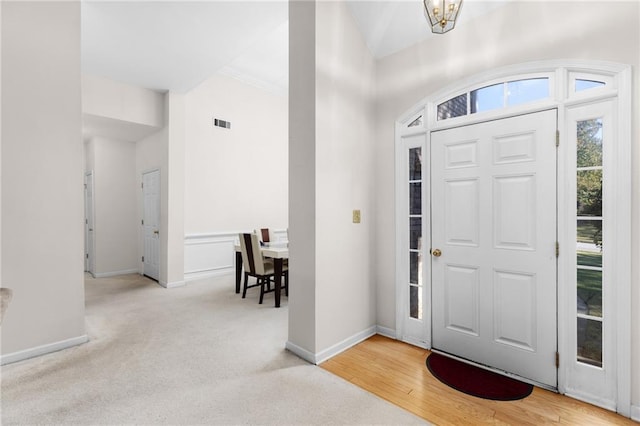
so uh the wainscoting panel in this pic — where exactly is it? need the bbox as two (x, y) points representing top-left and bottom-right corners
(184, 233), (237, 281)
(184, 229), (287, 282)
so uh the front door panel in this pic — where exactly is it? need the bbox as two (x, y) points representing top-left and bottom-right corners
(431, 109), (558, 388)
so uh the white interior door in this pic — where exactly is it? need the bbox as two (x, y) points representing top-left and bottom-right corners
(431, 109), (558, 388)
(142, 170), (160, 281)
(84, 172), (95, 275)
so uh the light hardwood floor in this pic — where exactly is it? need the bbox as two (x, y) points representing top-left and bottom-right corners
(321, 334), (635, 425)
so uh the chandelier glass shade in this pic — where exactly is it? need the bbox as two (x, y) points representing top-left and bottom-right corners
(423, 0), (463, 34)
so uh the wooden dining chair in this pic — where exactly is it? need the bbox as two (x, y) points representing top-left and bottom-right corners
(255, 228), (288, 292)
(239, 233), (288, 304)
(256, 228), (273, 245)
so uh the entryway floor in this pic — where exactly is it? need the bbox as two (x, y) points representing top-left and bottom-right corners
(321, 334), (635, 425)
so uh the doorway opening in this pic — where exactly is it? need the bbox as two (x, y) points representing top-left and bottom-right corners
(142, 169), (160, 282)
(394, 60), (631, 414)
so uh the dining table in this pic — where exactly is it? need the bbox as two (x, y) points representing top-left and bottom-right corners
(234, 243), (289, 308)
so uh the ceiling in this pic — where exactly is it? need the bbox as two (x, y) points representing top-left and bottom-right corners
(81, 1), (508, 96)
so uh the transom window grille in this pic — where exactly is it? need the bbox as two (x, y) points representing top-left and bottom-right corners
(437, 77), (550, 121)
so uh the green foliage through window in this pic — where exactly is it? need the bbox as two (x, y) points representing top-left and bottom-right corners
(575, 117), (604, 368)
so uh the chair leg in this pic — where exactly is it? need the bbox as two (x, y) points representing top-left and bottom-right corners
(265, 276), (272, 291)
(259, 277), (265, 304)
(285, 271), (289, 296)
(242, 272), (249, 298)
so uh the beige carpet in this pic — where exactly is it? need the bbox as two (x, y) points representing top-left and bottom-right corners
(1, 273), (425, 425)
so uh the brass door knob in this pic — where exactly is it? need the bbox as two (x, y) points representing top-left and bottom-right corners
(432, 248), (442, 257)
(153, 230), (159, 235)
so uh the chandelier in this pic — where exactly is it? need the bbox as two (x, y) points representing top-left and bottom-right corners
(423, 0), (463, 34)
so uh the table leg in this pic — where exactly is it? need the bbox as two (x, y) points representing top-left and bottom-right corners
(235, 251), (242, 294)
(274, 258), (283, 308)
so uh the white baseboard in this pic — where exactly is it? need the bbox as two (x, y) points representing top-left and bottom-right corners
(286, 326), (377, 365)
(315, 326), (377, 364)
(285, 340), (316, 364)
(631, 404), (640, 422)
(399, 335), (430, 349)
(376, 325), (396, 339)
(564, 389), (616, 413)
(93, 269), (138, 278)
(1, 334), (89, 365)
(184, 268), (233, 282)
(159, 280), (185, 289)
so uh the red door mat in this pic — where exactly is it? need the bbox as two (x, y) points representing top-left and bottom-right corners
(426, 352), (533, 401)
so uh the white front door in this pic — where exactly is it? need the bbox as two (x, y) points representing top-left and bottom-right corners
(431, 109), (558, 388)
(142, 170), (160, 281)
(84, 171), (95, 275)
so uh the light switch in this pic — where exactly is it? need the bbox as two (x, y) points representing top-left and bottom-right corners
(353, 209), (361, 224)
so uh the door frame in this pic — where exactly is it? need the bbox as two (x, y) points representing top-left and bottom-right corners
(84, 171), (95, 276)
(141, 168), (161, 282)
(394, 60), (631, 415)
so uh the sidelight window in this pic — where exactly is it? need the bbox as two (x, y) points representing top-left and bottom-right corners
(409, 147), (423, 319)
(575, 118), (603, 367)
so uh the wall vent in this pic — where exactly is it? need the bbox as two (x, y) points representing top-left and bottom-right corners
(213, 118), (231, 129)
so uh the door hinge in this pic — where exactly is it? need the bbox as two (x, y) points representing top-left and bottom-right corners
(85, 219), (88, 224)
(555, 352), (560, 368)
(141, 219), (144, 225)
(142, 256), (145, 262)
(86, 253), (89, 259)
(555, 241), (559, 258)
(84, 183), (87, 189)
(556, 130), (560, 147)
(141, 182), (144, 189)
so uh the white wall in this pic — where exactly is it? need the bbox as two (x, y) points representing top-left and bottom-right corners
(85, 137), (138, 277)
(1, 1), (86, 357)
(1, 1), (3, 298)
(82, 74), (164, 144)
(166, 93), (185, 287)
(315, 0), (376, 353)
(287, 0), (376, 360)
(373, 0), (640, 414)
(182, 74), (287, 281)
(83, 74), (164, 128)
(184, 74), (288, 234)
(288, 0), (317, 356)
